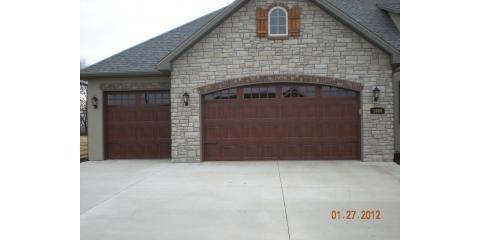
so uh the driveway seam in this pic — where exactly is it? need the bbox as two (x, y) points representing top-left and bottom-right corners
(81, 162), (173, 215)
(276, 161), (291, 240)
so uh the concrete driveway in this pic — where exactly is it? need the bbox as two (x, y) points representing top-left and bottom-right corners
(81, 160), (399, 240)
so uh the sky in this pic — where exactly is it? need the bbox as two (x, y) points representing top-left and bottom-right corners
(80, 0), (235, 67)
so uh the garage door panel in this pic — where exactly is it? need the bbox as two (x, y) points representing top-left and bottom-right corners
(262, 143), (277, 159)
(108, 109), (136, 122)
(204, 143), (219, 160)
(222, 144), (242, 160)
(284, 142), (301, 159)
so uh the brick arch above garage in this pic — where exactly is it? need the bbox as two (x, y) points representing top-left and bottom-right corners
(197, 74), (364, 95)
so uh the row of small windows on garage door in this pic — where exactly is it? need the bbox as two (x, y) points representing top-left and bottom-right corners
(204, 85), (358, 100)
(105, 86), (358, 105)
(107, 92), (170, 105)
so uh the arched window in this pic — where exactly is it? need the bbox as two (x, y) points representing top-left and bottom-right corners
(268, 7), (288, 36)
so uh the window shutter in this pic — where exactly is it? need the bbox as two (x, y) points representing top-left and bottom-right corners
(256, 7), (267, 37)
(289, 6), (301, 37)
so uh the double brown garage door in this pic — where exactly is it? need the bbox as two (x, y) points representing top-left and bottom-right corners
(203, 84), (361, 161)
(106, 91), (171, 159)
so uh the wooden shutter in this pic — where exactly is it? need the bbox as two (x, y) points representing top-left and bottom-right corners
(289, 6), (301, 37)
(256, 7), (267, 37)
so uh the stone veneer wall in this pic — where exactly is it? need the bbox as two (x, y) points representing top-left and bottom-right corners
(170, 0), (394, 162)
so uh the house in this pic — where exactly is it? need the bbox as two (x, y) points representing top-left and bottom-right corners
(80, 0), (400, 162)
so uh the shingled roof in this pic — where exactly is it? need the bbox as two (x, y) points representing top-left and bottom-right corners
(81, 8), (224, 76)
(81, 0), (399, 77)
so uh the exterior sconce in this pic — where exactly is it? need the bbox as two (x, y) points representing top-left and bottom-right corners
(373, 87), (380, 102)
(183, 92), (190, 106)
(91, 96), (98, 109)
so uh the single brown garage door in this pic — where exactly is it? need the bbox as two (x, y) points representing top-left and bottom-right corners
(106, 91), (171, 159)
(202, 84), (360, 161)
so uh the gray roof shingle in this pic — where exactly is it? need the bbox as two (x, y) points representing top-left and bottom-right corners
(82, 0), (399, 75)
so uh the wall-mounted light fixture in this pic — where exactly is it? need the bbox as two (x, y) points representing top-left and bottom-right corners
(373, 87), (380, 102)
(91, 96), (98, 109)
(183, 92), (190, 106)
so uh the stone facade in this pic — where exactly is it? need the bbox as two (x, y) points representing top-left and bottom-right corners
(170, 0), (394, 162)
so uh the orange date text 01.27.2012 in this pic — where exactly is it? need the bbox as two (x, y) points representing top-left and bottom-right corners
(330, 210), (381, 220)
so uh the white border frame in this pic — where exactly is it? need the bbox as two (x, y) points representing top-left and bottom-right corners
(268, 6), (288, 37)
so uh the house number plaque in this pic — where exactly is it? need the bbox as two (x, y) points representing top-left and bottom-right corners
(370, 107), (385, 114)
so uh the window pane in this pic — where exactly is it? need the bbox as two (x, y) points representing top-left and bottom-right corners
(347, 91), (357, 97)
(244, 87), (252, 99)
(205, 89), (237, 100)
(322, 86), (357, 97)
(226, 89), (237, 99)
(283, 85), (316, 98)
(270, 16), (278, 26)
(129, 94), (136, 104)
(141, 92), (170, 105)
(282, 87), (291, 97)
(107, 94), (135, 105)
(306, 86), (315, 97)
(205, 94), (214, 100)
(268, 87), (276, 98)
(272, 9), (279, 17)
(270, 25), (277, 34)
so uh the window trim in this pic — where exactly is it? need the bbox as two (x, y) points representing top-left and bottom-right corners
(268, 6), (288, 37)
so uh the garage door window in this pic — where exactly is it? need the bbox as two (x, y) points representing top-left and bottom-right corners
(244, 86), (276, 99)
(282, 85), (315, 98)
(204, 89), (237, 101)
(322, 86), (358, 97)
(142, 92), (170, 105)
(107, 94), (136, 105)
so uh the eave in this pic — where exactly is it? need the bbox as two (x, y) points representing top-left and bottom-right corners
(80, 71), (169, 80)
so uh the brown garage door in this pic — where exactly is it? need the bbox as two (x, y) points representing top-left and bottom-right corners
(106, 91), (171, 159)
(202, 84), (360, 161)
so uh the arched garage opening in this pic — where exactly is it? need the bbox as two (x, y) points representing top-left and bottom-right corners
(201, 81), (361, 161)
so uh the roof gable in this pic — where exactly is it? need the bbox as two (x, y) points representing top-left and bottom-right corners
(156, 0), (399, 71)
